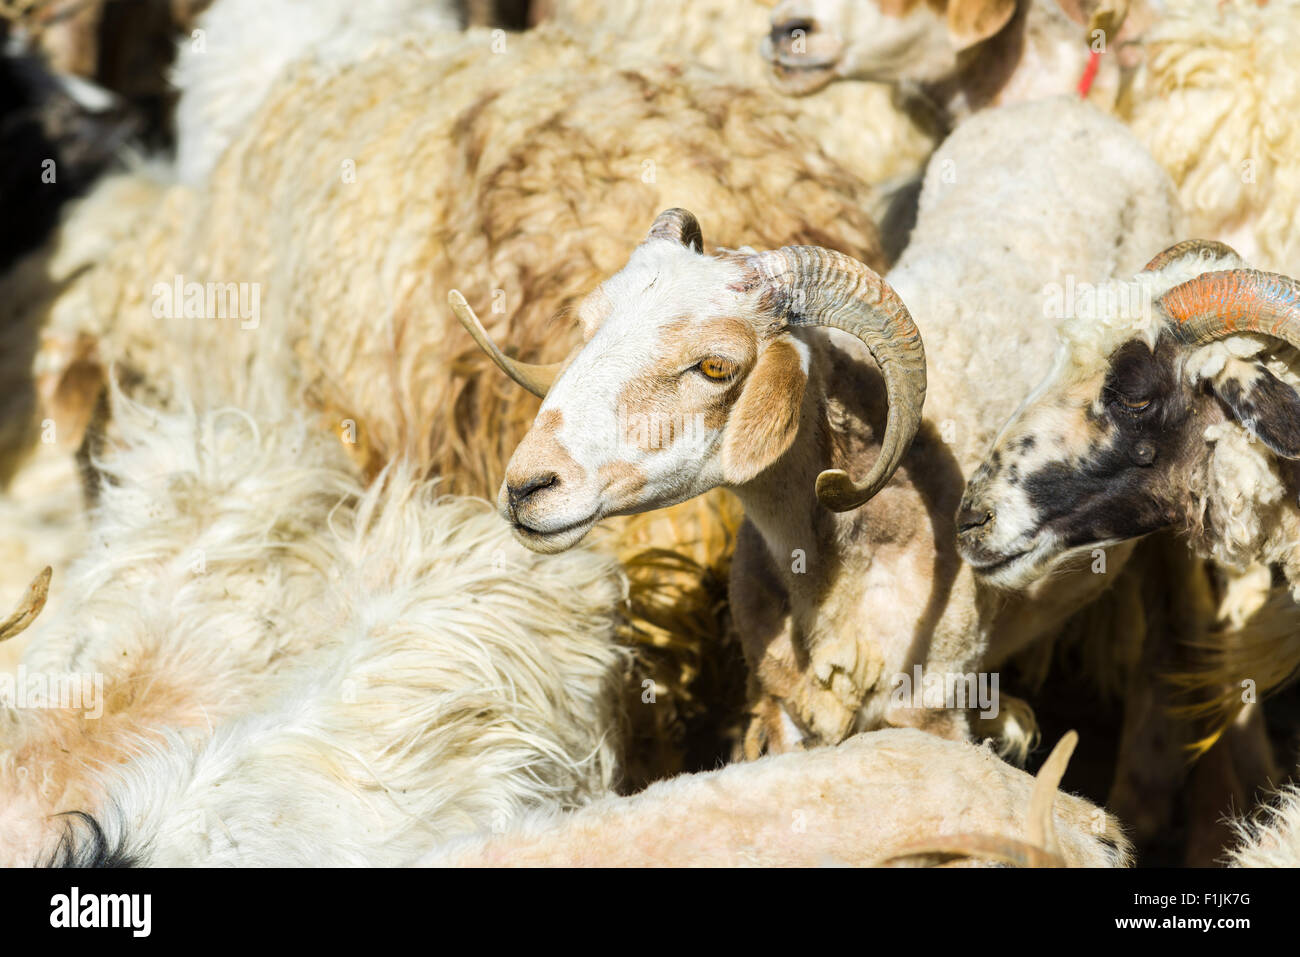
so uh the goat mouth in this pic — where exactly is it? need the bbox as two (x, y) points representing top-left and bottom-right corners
(510, 512), (600, 554)
(959, 532), (1053, 585)
(962, 547), (1031, 574)
(766, 58), (839, 94)
(962, 531), (1069, 590)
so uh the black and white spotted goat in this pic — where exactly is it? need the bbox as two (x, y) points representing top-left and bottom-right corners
(959, 239), (1300, 597)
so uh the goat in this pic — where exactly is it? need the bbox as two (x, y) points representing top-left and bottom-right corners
(762, 0), (1300, 273)
(958, 239), (1300, 860)
(453, 97), (1181, 758)
(424, 729), (1130, 867)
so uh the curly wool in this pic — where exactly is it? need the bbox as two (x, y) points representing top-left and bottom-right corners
(1122, 0), (1300, 273)
(543, 0), (935, 194)
(1228, 786), (1300, 868)
(171, 0), (465, 185)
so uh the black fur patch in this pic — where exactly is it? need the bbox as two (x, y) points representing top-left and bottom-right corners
(42, 811), (142, 868)
(1020, 337), (1192, 547)
(1213, 362), (1300, 459)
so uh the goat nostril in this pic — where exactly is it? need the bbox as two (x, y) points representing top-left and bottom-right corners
(957, 506), (994, 534)
(771, 18), (814, 44)
(508, 473), (558, 510)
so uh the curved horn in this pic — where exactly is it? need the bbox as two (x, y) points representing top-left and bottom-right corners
(1156, 268), (1300, 352)
(1142, 239), (1240, 273)
(448, 290), (563, 399)
(646, 208), (703, 253)
(751, 246), (926, 511)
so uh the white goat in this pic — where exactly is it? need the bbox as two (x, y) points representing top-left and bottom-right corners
(455, 96), (1180, 758)
(762, 0), (1300, 272)
(423, 729), (1131, 867)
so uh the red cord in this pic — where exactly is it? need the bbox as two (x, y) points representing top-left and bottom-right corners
(1077, 49), (1102, 98)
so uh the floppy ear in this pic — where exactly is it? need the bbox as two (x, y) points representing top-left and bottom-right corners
(947, 0), (1017, 50)
(1212, 359), (1300, 460)
(722, 339), (807, 485)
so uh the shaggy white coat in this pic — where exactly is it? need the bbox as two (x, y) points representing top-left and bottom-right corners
(2, 392), (627, 866)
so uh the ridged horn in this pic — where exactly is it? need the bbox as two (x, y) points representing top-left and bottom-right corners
(645, 208), (703, 252)
(448, 289), (563, 398)
(751, 246), (926, 511)
(1156, 268), (1300, 352)
(1142, 239), (1240, 273)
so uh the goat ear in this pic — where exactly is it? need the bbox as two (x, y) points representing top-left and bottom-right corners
(1212, 360), (1300, 460)
(37, 335), (105, 454)
(947, 0), (1017, 50)
(721, 339), (807, 485)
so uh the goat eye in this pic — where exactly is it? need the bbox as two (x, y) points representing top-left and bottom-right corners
(1105, 386), (1153, 415)
(697, 357), (738, 381)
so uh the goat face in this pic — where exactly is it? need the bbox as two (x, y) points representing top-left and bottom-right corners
(454, 208), (927, 554)
(498, 241), (805, 553)
(956, 334), (1205, 587)
(958, 247), (1300, 589)
(763, 0), (1014, 95)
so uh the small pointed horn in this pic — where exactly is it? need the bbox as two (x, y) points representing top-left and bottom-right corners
(1157, 269), (1300, 353)
(0, 567), (51, 643)
(1142, 239), (1240, 273)
(1027, 730), (1078, 859)
(751, 246), (926, 511)
(645, 208), (703, 252)
(448, 290), (564, 399)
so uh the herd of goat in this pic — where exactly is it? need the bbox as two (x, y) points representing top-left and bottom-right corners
(2, 0), (1300, 867)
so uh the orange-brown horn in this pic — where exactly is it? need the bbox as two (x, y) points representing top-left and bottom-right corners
(1157, 269), (1300, 352)
(1142, 239), (1240, 273)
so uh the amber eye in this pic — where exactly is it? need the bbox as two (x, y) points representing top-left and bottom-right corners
(697, 357), (739, 381)
(1119, 396), (1151, 413)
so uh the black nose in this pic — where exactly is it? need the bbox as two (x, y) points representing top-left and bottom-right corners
(507, 473), (558, 511)
(770, 18), (814, 44)
(956, 504), (993, 534)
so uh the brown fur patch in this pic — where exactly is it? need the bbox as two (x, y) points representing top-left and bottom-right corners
(721, 339), (807, 485)
(614, 318), (757, 452)
(505, 409), (587, 492)
(598, 460), (647, 501)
